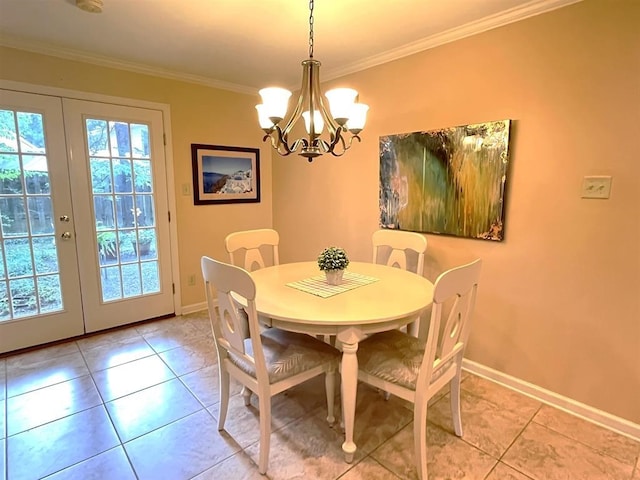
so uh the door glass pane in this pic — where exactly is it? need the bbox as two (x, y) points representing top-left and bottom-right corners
(121, 263), (142, 296)
(38, 274), (63, 313)
(110, 121), (131, 157)
(0, 108), (64, 321)
(87, 117), (160, 302)
(5, 238), (34, 277)
(27, 197), (54, 235)
(0, 282), (9, 321)
(100, 265), (122, 301)
(131, 124), (150, 159)
(24, 155), (51, 194)
(33, 236), (58, 274)
(10, 277), (37, 318)
(0, 154), (23, 194)
(115, 194), (135, 228)
(17, 112), (46, 153)
(114, 159), (132, 193)
(0, 109), (18, 151)
(0, 198), (28, 236)
(133, 159), (152, 192)
(94, 196), (115, 229)
(141, 261), (160, 294)
(86, 119), (109, 153)
(90, 158), (113, 193)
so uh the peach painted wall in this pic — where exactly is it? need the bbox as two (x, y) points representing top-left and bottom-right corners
(273, 0), (640, 423)
(0, 47), (271, 307)
(1, 0), (638, 424)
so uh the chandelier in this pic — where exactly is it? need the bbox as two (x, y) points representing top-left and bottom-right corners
(256, 0), (369, 161)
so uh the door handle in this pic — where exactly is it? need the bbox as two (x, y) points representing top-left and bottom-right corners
(61, 231), (72, 239)
(59, 215), (70, 222)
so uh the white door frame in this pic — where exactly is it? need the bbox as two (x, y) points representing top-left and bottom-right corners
(0, 79), (183, 317)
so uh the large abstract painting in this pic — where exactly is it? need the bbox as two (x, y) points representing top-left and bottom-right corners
(379, 120), (512, 241)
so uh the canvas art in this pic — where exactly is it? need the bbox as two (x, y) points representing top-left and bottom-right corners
(379, 120), (512, 241)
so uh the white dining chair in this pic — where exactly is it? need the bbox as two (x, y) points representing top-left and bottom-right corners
(225, 228), (280, 272)
(372, 228), (427, 275)
(225, 228), (282, 404)
(356, 258), (482, 480)
(225, 228), (279, 328)
(201, 256), (340, 475)
(372, 228), (427, 337)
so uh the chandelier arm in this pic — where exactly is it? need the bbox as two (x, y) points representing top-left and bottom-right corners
(281, 62), (311, 138)
(315, 138), (331, 153)
(264, 127), (296, 156)
(327, 131), (361, 157)
(274, 126), (294, 154)
(328, 126), (347, 153)
(310, 62), (340, 138)
(307, 59), (320, 140)
(291, 138), (308, 154)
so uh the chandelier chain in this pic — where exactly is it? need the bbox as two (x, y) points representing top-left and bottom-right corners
(308, 0), (314, 58)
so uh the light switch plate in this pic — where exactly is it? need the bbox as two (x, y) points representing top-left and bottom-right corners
(581, 176), (612, 199)
(181, 183), (191, 196)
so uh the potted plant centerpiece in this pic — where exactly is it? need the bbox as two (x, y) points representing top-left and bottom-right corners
(317, 246), (349, 285)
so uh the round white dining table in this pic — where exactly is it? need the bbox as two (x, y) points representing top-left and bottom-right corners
(249, 261), (434, 462)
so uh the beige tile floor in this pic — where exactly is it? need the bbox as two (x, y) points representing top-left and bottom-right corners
(1, 312), (638, 480)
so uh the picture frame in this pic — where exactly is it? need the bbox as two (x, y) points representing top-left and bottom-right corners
(191, 144), (261, 205)
(379, 119), (512, 241)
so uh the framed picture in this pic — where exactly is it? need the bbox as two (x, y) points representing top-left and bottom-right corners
(191, 144), (261, 205)
(379, 119), (512, 241)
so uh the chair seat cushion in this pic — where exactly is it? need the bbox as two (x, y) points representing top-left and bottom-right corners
(358, 329), (451, 390)
(229, 328), (340, 383)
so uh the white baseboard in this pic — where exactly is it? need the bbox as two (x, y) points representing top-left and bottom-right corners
(181, 302), (207, 315)
(462, 358), (640, 442)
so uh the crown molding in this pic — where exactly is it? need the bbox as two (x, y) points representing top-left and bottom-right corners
(323, 0), (583, 81)
(1, 0), (581, 93)
(0, 34), (257, 95)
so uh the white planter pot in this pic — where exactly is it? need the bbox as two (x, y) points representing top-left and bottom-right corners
(324, 269), (344, 285)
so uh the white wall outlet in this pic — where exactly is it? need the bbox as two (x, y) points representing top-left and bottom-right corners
(581, 176), (612, 199)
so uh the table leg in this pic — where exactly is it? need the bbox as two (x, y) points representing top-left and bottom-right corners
(340, 340), (358, 463)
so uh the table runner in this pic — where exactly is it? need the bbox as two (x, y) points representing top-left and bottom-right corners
(286, 271), (379, 298)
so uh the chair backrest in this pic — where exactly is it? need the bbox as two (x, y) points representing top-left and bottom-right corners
(225, 228), (280, 272)
(372, 229), (427, 275)
(201, 256), (268, 382)
(418, 258), (482, 388)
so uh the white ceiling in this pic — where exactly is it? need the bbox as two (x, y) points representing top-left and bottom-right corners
(0, 0), (579, 94)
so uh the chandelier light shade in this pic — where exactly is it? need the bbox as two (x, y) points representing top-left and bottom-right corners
(256, 0), (369, 161)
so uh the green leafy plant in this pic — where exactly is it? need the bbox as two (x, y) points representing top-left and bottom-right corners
(137, 228), (155, 246)
(97, 231), (117, 259)
(317, 246), (349, 271)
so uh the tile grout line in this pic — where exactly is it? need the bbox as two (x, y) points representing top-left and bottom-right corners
(457, 374), (636, 478)
(8, 315), (634, 480)
(430, 375), (540, 480)
(529, 418), (639, 471)
(491, 403), (541, 480)
(11, 341), (108, 479)
(85, 346), (167, 480)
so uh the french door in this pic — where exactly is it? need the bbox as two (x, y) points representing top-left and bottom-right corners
(0, 89), (175, 353)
